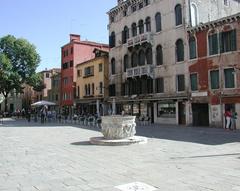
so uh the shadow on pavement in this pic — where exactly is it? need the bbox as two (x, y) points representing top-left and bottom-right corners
(71, 141), (92, 146)
(136, 124), (240, 145)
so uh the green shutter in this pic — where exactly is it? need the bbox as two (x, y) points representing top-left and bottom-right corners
(210, 70), (219, 89)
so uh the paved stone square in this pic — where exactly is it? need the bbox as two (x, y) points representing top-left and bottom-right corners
(0, 119), (240, 191)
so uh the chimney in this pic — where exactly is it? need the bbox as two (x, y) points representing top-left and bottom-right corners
(70, 34), (80, 42)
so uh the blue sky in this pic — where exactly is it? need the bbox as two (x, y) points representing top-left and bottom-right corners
(0, 0), (116, 71)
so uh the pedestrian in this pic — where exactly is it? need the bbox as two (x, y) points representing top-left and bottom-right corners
(224, 109), (232, 130)
(231, 111), (237, 131)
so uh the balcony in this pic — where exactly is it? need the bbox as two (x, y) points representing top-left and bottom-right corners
(126, 65), (154, 78)
(127, 32), (153, 48)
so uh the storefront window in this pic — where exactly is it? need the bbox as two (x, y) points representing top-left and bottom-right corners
(157, 103), (176, 118)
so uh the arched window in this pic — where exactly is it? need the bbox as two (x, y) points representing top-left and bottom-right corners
(156, 45), (163, 65)
(138, 20), (144, 34)
(109, 31), (116, 48)
(175, 4), (182, 26)
(145, 17), (151, 32)
(146, 47), (152, 65)
(122, 26), (129, 44)
(189, 36), (197, 59)
(111, 58), (116, 74)
(123, 54), (128, 72)
(176, 39), (184, 62)
(131, 52), (138, 67)
(190, 4), (198, 27)
(138, 50), (145, 66)
(155, 12), (162, 32)
(132, 23), (137, 37)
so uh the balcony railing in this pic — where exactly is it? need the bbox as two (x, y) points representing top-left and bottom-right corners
(126, 65), (154, 78)
(127, 32), (153, 47)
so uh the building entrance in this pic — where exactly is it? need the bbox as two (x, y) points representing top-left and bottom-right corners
(192, 103), (209, 126)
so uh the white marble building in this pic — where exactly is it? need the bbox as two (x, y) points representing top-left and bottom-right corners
(107, 0), (240, 125)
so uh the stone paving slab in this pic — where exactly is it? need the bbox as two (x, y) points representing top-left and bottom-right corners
(0, 119), (240, 190)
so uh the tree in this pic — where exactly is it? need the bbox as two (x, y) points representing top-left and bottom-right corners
(0, 35), (41, 112)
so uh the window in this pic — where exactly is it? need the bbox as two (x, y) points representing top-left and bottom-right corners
(111, 58), (116, 75)
(155, 78), (164, 93)
(46, 73), (49, 78)
(132, 23), (137, 37)
(131, 52), (138, 67)
(77, 86), (80, 97)
(122, 26), (129, 44)
(190, 4), (198, 26)
(175, 4), (182, 26)
(85, 85), (88, 96)
(123, 55), (128, 72)
(99, 82), (103, 94)
(71, 47), (73, 54)
(146, 47), (152, 65)
(99, 63), (103, 72)
(138, 50), (145, 66)
(70, 60), (73, 67)
(109, 84), (116, 96)
(88, 84), (91, 95)
(156, 45), (163, 65)
(139, 2), (143, 9)
(62, 62), (68, 69)
(177, 74), (185, 91)
(224, 0), (229, 6)
(155, 12), (162, 32)
(210, 70), (219, 89)
(92, 83), (95, 95)
(189, 36), (197, 59)
(224, 68), (235, 88)
(77, 69), (82, 77)
(176, 39), (184, 62)
(109, 31), (116, 48)
(157, 103), (176, 118)
(63, 77), (68, 85)
(84, 66), (94, 77)
(144, 0), (149, 6)
(138, 20), (144, 34)
(190, 73), (198, 91)
(208, 33), (218, 55)
(55, 94), (58, 101)
(146, 17), (151, 32)
(220, 29), (236, 53)
(147, 78), (153, 93)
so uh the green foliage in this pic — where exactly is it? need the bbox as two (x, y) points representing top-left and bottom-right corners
(0, 35), (41, 95)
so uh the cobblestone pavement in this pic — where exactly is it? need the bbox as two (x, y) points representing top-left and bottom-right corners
(0, 118), (240, 191)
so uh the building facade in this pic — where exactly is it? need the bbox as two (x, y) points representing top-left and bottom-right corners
(75, 49), (109, 115)
(61, 34), (109, 115)
(187, 13), (240, 128)
(47, 71), (61, 111)
(108, 0), (240, 125)
(34, 68), (61, 102)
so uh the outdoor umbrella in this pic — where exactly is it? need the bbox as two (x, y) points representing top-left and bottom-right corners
(31, 100), (56, 107)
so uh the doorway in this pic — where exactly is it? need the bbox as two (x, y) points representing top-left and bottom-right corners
(192, 103), (209, 126)
(178, 102), (186, 125)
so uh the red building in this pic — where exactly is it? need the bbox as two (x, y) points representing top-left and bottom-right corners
(187, 13), (240, 128)
(61, 34), (109, 114)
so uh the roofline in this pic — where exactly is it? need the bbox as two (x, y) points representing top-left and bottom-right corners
(76, 54), (109, 67)
(187, 12), (240, 33)
(61, 41), (109, 49)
